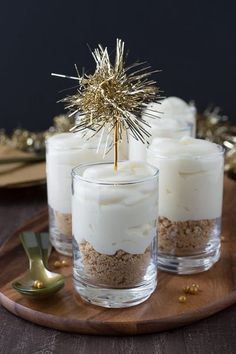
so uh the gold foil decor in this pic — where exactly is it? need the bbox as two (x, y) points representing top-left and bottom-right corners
(52, 39), (161, 169)
(197, 106), (236, 180)
(0, 114), (74, 154)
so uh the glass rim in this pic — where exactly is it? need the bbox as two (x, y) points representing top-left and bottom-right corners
(72, 161), (159, 186)
(149, 124), (191, 133)
(148, 141), (225, 160)
(46, 143), (99, 152)
(45, 133), (100, 151)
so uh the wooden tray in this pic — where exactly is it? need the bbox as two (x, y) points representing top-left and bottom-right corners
(0, 177), (236, 336)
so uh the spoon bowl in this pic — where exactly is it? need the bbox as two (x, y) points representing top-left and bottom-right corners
(12, 232), (65, 299)
(12, 269), (65, 298)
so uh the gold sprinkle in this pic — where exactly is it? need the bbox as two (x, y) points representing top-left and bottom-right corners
(189, 286), (198, 295)
(179, 295), (187, 303)
(183, 285), (190, 294)
(192, 283), (200, 289)
(36, 281), (44, 289)
(54, 260), (61, 268)
(33, 280), (39, 288)
(32, 280), (44, 289)
(61, 259), (69, 267)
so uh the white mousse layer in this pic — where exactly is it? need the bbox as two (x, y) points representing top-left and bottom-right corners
(46, 133), (113, 214)
(72, 161), (158, 255)
(147, 137), (224, 221)
(154, 97), (196, 137)
(129, 97), (193, 161)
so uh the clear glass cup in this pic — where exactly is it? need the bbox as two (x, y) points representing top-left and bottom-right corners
(46, 133), (113, 256)
(147, 140), (224, 274)
(72, 161), (159, 308)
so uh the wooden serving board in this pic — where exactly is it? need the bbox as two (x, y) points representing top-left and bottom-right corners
(0, 177), (236, 336)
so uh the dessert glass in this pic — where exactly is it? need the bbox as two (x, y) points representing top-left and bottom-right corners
(147, 137), (224, 274)
(72, 161), (159, 308)
(46, 133), (113, 256)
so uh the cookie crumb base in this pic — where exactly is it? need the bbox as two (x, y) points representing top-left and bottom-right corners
(157, 216), (221, 274)
(79, 241), (152, 288)
(158, 217), (217, 256)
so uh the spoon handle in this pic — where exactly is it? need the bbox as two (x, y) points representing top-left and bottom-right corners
(20, 231), (51, 264)
(38, 232), (52, 266)
(20, 231), (44, 262)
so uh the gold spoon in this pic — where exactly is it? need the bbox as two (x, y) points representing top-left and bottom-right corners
(12, 232), (64, 298)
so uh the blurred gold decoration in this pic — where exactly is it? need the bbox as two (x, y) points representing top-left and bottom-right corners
(197, 106), (230, 143)
(52, 39), (161, 169)
(0, 114), (74, 154)
(224, 130), (236, 179)
(197, 106), (236, 180)
(0, 129), (10, 145)
(53, 114), (75, 133)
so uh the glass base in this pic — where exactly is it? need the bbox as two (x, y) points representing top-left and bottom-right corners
(158, 246), (221, 274)
(73, 271), (157, 308)
(50, 237), (72, 256)
(48, 206), (72, 256)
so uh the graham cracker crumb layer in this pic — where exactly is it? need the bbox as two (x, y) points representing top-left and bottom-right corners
(79, 241), (152, 288)
(158, 217), (216, 256)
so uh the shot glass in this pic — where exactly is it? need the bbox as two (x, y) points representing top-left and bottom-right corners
(147, 137), (224, 274)
(46, 133), (113, 256)
(72, 161), (159, 308)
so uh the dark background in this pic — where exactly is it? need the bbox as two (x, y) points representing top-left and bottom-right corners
(0, 0), (236, 132)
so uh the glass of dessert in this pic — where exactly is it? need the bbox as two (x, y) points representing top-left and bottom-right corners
(147, 136), (224, 274)
(72, 161), (159, 308)
(46, 132), (116, 256)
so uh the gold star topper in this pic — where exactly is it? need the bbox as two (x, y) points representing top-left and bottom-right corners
(52, 39), (161, 170)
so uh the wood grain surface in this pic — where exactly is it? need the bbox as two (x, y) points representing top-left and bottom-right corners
(0, 182), (236, 353)
(0, 177), (236, 337)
